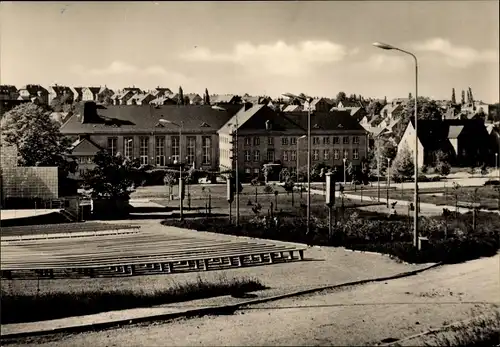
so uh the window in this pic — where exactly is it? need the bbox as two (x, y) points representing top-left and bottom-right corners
(333, 136), (340, 144)
(156, 136), (165, 166)
(334, 149), (340, 160)
(253, 150), (260, 162)
(353, 136), (360, 144)
(323, 137), (330, 145)
(283, 151), (288, 161)
(244, 150), (251, 162)
(343, 149), (349, 159)
(290, 150), (297, 161)
(312, 150), (319, 161)
(290, 137), (297, 145)
(267, 149), (275, 162)
(353, 148), (359, 160)
(245, 167), (251, 174)
(107, 137), (117, 156)
(202, 136), (211, 164)
(187, 136), (196, 165)
(268, 137), (274, 146)
(254, 168), (260, 174)
(281, 137), (288, 145)
(343, 136), (349, 144)
(171, 136), (179, 163)
(79, 169), (85, 177)
(140, 137), (149, 165)
(244, 137), (251, 146)
(86, 156), (93, 164)
(313, 137), (320, 145)
(323, 149), (329, 160)
(253, 137), (260, 146)
(124, 137), (133, 159)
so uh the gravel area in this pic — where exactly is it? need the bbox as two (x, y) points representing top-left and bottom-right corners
(8, 254), (497, 346)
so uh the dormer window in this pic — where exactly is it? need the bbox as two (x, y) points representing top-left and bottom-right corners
(155, 122), (165, 127)
(200, 122), (210, 127)
(313, 123), (320, 129)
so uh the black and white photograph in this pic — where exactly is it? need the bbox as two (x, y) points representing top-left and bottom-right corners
(0, 1), (499, 346)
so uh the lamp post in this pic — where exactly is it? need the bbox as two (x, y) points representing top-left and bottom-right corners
(159, 119), (184, 221)
(343, 158), (347, 185)
(374, 41), (419, 248)
(495, 153), (498, 177)
(227, 119), (240, 227)
(297, 135), (307, 183)
(284, 93), (313, 236)
(377, 154), (381, 202)
(387, 157), (391, 208)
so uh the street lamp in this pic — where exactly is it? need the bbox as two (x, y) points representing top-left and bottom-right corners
(284, 93), (313, 236)
(159, 119), (184, 221)
(227, 119), (240, 227)
(343, 158), (347, 184)
(374, 41), (419, 248)
(297, 135), (307, 182)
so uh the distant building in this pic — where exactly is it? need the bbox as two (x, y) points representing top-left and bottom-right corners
(17, 84), (49, 105)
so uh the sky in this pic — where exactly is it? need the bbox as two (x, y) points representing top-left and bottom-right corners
(1, 1), (499, 102)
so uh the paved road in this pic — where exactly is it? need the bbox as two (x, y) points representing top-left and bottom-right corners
(10, 254), (498, 347)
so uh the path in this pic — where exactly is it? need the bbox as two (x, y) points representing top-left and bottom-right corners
(9, 254), (498, 346)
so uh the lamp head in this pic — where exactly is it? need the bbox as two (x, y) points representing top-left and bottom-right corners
(373, 42), (395, 50)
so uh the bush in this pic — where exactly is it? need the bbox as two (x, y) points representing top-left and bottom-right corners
(162, 210), (500, 265)
(484, 180), (500, 186)
(263, 184), (274, 194)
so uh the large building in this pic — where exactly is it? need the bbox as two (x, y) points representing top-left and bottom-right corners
(60, 102), (242, 177)
(218, 105), (369, 180)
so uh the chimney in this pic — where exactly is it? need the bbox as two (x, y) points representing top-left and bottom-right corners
(81, 101), (98, 124)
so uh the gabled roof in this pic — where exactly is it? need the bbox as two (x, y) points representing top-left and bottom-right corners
(283, 105), (303, 112)
(285, 110), (365, 132)
(49, 85), (73, 95)
(362, 125), (387, 137)
(218, 105), (304, 134)
(338, 100), (363, 108)
(19, 84), (48, 95)
(210, 94), (241, 104)
(70, 137), (102, 156)
(60, 104), (242, 134)
(447, 125), (464, 139)
(0, 85), (18, 95)
(85, 87), (102, 95)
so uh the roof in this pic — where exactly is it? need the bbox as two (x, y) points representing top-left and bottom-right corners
(70, 138), (102, 156)
(218, 105), (304, 134)
(210, 94), (240, 104)
(285, 110), (366, 132)
(408, 118), (488, 151)
(447, 125), (464, 139)
(0, 85), (18, 95)
(19, 84), (48, 95)
(49, 85), (73, 95)
(60, 104), (242, 135)
(283, 105), (303, 112)
(362, 125), (387, 137)
(339, 100), (363, 108)
(86, 87), (102, 95)
(380, 103), (404, 116)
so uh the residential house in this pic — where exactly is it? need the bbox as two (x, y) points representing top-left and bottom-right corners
(150, 95), (178, 106)
(111, 89), (136, 105)
(17, 84), (49, 105)
(70, 87), (84, 102)
(82, 87), (103, 101)
(48, 85), (74, 105)
(304, 98), (333, 112)
(151, 87), (173, 98)
(209, 94), (242, 105)
(242, 95), (272, 106)
(283, 104), (303, 112)
(398, 118), (492, 168)
(171, 93), (203, 105)
(379, 102), (405, 121)
(0, 85), (25, 117)
(331, 106), (368, 122)
(127, 93), (155, 105)
(68, 137), (102, 178)
(60, 102), (242, 177)
(337, 100), (365, 109)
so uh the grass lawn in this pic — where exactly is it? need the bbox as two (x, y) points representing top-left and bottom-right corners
(349, 185), (500, 210)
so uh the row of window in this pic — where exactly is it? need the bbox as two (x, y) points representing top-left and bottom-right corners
(242, 148), (359, 162)
(106, 136), (212, 166)
(242, 136), (360, 146)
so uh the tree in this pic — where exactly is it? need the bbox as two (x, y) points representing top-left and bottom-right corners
(178, 86), (184, 105)
(367, 100), (383, 116)
(1, 103), (76, 179)
(204, 88), (210, 105)
(336, 91), (347, 103)
(461, 90), (466, 105)
(434, 150), (451, 176)
(391, 145), (415, 181)
(408, 92), (412, 100)
(183, 96), (190, 105)
(83, 151), (136, 200)
(451, 88), (456, 105)
(369, 135), (397, 173)
(279, 168), (291, 182)
(50, 93), (72, 112)
(163, 172), (177, 198)
(383, 96), (387, 105)
(262, 165), (273, 184)
(468, 86), (474, 105)
(98, 88), (114, 105)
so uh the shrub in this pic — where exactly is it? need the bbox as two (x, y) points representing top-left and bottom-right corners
(484, 180), (500, 186)
(263, 184), (274, 194)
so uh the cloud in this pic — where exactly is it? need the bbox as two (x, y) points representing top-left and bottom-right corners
(411, 38), (498, 68)
(180, 40), (355, 76)
(357, 54), (408, 72)
(69, 61), (191, 88)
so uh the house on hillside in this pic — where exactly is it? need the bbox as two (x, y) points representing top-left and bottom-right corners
(0, 85), (25, 117)
(48, 85), (74, 105)
(170, 93), (203, 105)
(127, 93), (155, 105)
(331, 106), (367, 122)
(150, 96), (178, 106)
(17, 85), (49, 105)
(70, 87), (84, 102)
(379, 102), (404, 120)
(82, 87), (103, 101)
(398, 118), (492, 168)
(210, 94), (242, 105)
(151, 87), (173, 98)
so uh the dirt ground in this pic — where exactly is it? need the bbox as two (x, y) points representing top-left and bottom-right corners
(5, 253), (498, 346)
